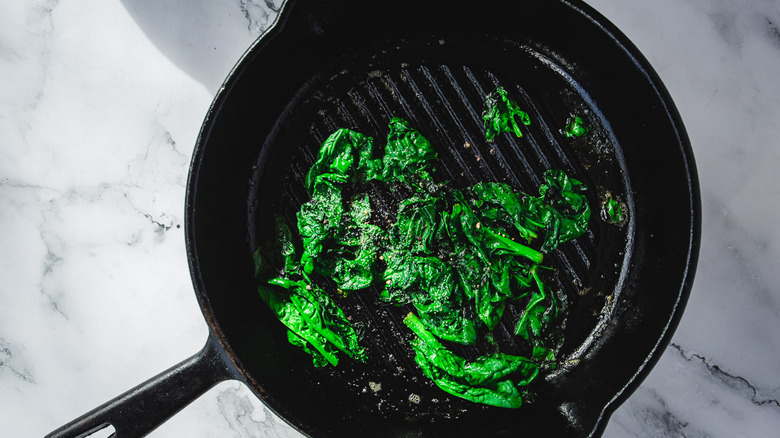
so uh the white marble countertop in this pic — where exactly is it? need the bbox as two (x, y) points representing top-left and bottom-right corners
(2, 0), (779, 436)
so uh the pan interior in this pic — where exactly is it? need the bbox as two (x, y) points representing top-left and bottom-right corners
(246, 35), (632, 429)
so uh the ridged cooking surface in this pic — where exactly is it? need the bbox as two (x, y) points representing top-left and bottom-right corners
(253, 49), (629, 418)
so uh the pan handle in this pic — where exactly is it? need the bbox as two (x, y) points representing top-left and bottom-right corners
(44, 333), (236, 438)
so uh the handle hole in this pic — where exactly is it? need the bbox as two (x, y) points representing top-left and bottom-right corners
(79, 424), (116, 438)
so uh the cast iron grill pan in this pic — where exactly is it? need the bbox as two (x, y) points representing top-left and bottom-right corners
(45, 1), (698, 437)
(248, 34), (632, 433)
(192, 0), (698, 436)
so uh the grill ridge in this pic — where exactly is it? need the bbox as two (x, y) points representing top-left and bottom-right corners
(399, 67), (479, 183)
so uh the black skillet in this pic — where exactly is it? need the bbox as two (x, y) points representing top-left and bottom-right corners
(46, 0), (700, 436)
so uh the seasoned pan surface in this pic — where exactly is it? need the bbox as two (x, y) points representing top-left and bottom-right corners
(188, 0), (699, 436)
(249, 33), (628, 420)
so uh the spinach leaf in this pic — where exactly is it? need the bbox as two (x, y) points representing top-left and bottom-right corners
(259, 278), (367, 367)
(255, 219), (367, 367)
(404, 312), (538, 408)
(524, 169), (591, 253)
(381, 117), (438, 186)
(304, 128), (381, 194)
(601, 194), (627, 226)
(563, 115), (589, 138)
(483, 86), (531, 141)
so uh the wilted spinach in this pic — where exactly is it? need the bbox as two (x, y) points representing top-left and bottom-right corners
(563, 115), (589, 138)
(255, 89), (591, 408)
(482, 86), (531, 141)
